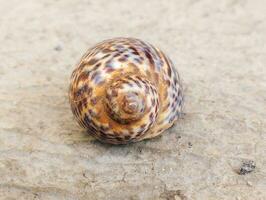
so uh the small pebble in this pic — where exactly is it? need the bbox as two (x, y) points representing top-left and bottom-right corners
(239, 160), (256, 175)
(188, 142), (192, 148)
(247, 181), (253, 186)
(54, 45), (62, 51)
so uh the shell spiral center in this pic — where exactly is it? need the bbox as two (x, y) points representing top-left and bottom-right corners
(104, 74), (159, 125)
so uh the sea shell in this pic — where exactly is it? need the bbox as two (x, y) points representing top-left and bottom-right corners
(69, 38), (184, 144)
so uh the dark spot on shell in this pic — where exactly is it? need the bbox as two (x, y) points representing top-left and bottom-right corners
(91, 71), (99, 81)
(134, 58), (142, 64)
(74, 85), (88, 99)
(151, 87), (155, 95)
(133, 80), (142, 88)
(93, 63), (101, 71)
(99, 130), (106, 136)
(125, 135), (131, 140)
(155, 104), (159, 112)
(87, 87), (92, 95)
(145, 85), (150, 94)
(106, 94), (112, 102)
(87, 126), (97, 134)
(151, 98), (156, 106)
(111, 90), (118, 97)
(178, 98), (183, 106)
(84, 114), (91, 126)
(81, 98), (88, 109)
(127, 76), (134, 81)
(116, 45), (124, 49)
(105, 133), (115, 139)
(74, 107), (81, 120)
(140, 124), (146, 129)
(97, 79), (105, 86)
(121, 79), (129, 85)
(91, 97), (99, 105)
(151, 45), (160, 56)
(167, 65), (172, 77)
(118, 50), (126, 54)
(132, 51), (139, 56)
(169, 116), (175, 123)
(149, 113), (154, 121)
(174, 78), (178, 85)
(113, 53), (121, 57)
(152, 86), (157, 93)
(98, 132), (108, 140)
(139, 78), (146, 85)
(118, 57), (127, 62)
(178, 89), (181, 97)
(132, 92), (138, 96)
(77, 72), (89, 82)
(103, 135), (113, 141)
(105, 66), (115, 73)
(116, 137), (123, 142)
(136, 132), (142, 137)
(129, 46), (139, 55)
(135, 76), (141, 81)
(144, 50), (155, 69)
(171, 102), (176, 108)
(126, 81), (133, 87)
(102, 54), (110, 59)
(162, 53), (171, 71)
(88, 59), (98, 65)
(102, 48), (112, 53)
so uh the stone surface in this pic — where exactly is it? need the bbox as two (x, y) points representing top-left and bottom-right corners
(0, 0), (265, 199)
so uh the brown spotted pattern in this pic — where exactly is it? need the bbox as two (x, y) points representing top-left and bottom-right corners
(69, 38), (184, 144)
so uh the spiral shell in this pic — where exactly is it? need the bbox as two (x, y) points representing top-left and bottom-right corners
(69, 38), (184, 144)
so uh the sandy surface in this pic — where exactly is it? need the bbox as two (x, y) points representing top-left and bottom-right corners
(0, 0), (266, 199)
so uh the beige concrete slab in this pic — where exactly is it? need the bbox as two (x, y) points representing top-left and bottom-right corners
(0, 0), (265, 199)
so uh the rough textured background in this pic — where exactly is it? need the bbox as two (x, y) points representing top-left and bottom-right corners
(0, 0), (266, 199)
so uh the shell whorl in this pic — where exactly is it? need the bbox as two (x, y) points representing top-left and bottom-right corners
(69, 38), (184, 144)
(104, 74), (159, 125)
